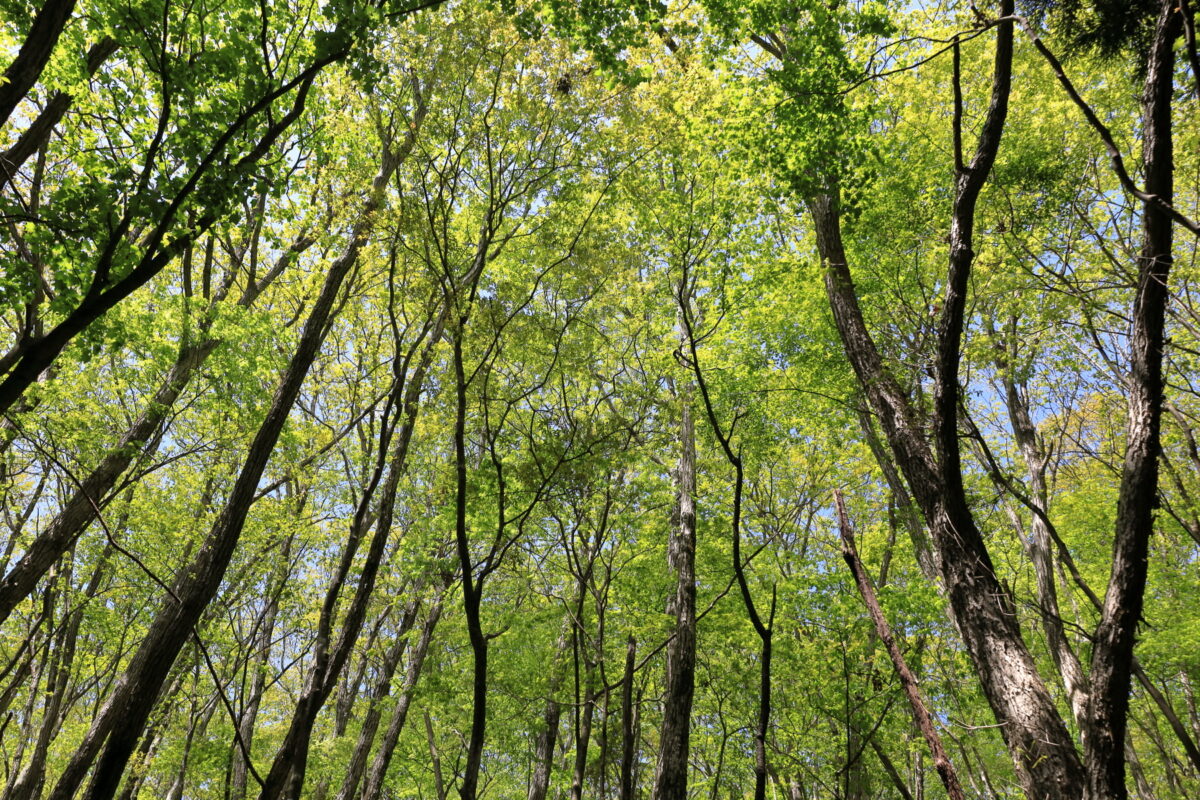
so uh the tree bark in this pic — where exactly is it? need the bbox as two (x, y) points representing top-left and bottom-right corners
(1085, 5), (1181, 799)
(528, 628), (570, 800)
(45, 134), (400, 800)
(808, 5), (1086, 796)
(836, 492), (964, 800)
(332, 604), (417, 800)
(0, 0), (78, 130)
(256, 292), (442, 800)
(652, 388), (696, 800)
(619, 635), (637, 800)
(358, 598), (442, 800)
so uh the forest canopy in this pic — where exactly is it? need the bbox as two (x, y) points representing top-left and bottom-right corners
(0, 1), (1198, 799)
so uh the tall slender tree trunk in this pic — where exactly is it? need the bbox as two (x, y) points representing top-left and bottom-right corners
(619, 635), (637, 800)
(681, 292), (775, 800)
(452, 318), (489, 800)
(230, 533), (295, 800)
(528, 629), (570, 800)
(333, 600), (420, 800)
(1085, 5), (1181, 798)
(995, 358), (1091, 728)
(7, 545), (110, 800)
(358, 597), (442, 800)
(652, 387), (697, 800)
(45, 135), (401, 800)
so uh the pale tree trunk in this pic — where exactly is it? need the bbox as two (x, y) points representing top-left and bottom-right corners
(652, 383), (697, 800)
(978, 373), (1200, 773)
(423, 709), (449, 800)
(7, 545), (110, 800)
(230, 533), (295, 800)
(333, 600), (421, 800)
(527, 692), (563, 800)
(994, 355), (1090, 728)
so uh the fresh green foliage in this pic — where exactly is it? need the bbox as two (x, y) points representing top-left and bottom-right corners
(0, 1), (1197, 799)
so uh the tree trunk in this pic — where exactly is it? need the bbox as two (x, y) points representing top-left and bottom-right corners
(454, 325), (489, 800)
(808, 6), (1085, 794)
(836, 492), (964, 800)
(333, 600), (420, 800)
(45, 134), (400, 800)
(996, 356), (1091, 728)
(230, 534), (294, 800)
(0, 0), (77, 130)
(528, 629), (569, 800)
(358, 598), (442, 800)
(619, 635), (637, 800)
(813, 188), (1082, 798)
(1084, 5), (1181, 799)
(652, 388), (696, 800)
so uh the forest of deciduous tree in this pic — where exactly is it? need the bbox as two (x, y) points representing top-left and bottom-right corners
(0, 0), (1198, 798)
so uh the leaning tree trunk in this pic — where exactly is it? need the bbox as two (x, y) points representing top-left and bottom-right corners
(807, 5), (1085, 796)
(358, 597), (443, 800)
(0, 0), (77, 130)
(229, 534), (292, 800)
(333, 600), (420, 800)
(45, 134), (402, 800)
(256, 285), (442, 800)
